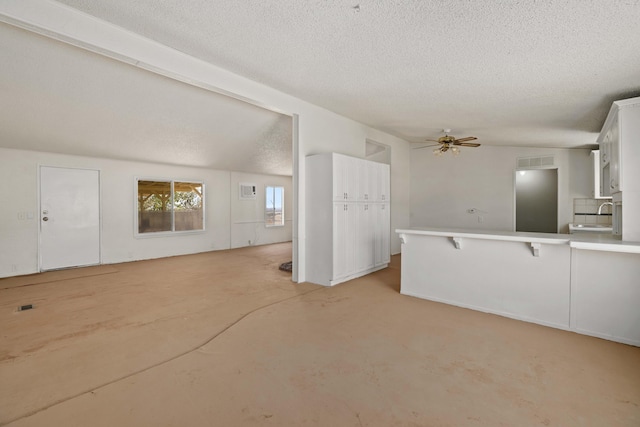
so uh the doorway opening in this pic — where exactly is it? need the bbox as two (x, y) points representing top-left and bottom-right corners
(515, 168), (558, 233)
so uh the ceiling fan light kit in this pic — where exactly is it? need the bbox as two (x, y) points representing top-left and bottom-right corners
(432, 145), (460, 156)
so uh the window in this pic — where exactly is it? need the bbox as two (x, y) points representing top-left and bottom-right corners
(137, 179), (204, 234)
(265, 186), (284, 227)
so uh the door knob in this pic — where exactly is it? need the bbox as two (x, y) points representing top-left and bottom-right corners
(42, 217), (49, 221)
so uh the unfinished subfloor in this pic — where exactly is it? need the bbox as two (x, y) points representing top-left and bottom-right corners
(1, 242), (639, 426)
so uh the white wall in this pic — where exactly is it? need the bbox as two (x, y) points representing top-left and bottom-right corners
(0, 147), (299, 278)
(410, 146), (592, 234)
(0, 148), (231, 277)
(230, 172), (292, 249)
(0, 2), (412, 282)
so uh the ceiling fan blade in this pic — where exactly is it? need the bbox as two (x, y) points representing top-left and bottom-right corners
(453, 142), (481, 147)
(413, 144), (440, 149)
(454, 136), (477, 143)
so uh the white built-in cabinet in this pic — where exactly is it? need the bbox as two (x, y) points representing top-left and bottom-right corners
(598, 114), (619, 197)
(597, 97), (640, 241)
(590, 150), (611, 199)
(306, 153), (390, 286)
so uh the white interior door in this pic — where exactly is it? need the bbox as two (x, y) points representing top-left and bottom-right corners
(40, 166), (100, 271)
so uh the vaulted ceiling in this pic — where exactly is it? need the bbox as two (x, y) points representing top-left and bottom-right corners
(0, 21), (293, 175)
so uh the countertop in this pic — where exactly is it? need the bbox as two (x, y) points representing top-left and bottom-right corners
(395, 227), (640, 254)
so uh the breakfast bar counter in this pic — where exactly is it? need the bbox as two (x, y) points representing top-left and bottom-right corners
(396, 227), (640, 346)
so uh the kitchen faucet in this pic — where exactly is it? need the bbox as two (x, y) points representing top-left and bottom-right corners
(597, 201), (613, 215)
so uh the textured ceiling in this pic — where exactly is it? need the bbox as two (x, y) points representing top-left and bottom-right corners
(55, 0), (640, 148)
(0, 23), (292, 175)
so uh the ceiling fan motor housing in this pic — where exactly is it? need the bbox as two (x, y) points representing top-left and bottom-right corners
(439, 135), (456, 144)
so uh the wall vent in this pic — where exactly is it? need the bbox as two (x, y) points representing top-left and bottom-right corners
(517, 156), (554, 168)
(239, 183), (256, 200)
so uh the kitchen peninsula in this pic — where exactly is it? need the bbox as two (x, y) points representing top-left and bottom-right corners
(396, 227), (640, 346)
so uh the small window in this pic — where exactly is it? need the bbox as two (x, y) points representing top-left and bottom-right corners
(265, 186), (284, 227)
(137, 179), (204, 234)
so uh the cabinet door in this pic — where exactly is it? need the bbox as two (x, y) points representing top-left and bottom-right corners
(374, 203), (391, 266)
(333, 202), (358, 280)
(600, 132), (611, 197)
(333, 155), (357, 202)
(357, 159), (371, 202)
(378, 163), (390, 202)
(367, 162), (381, 202)
(355, 203), (375, 272)
(332, 155), (347, 201)
(601, 163), (611, 198)
(600, 132), (611, 166)
(609, 115), (621, 192)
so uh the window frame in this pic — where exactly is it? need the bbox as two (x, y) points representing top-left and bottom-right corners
(135, 177), (205, 237)
(264, 185), (285, 228)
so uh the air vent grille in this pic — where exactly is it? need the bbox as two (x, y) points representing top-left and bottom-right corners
(517, 156), (554, 168)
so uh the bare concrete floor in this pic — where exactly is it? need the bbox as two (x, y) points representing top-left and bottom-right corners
(1, 242), (639, 426)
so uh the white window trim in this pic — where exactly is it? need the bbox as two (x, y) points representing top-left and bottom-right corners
(265, 185), (285, 228)
(134, 177), (206, 238)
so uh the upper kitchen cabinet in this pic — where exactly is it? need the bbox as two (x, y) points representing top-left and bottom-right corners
(590, 150), (611, 199)
(598, 122), (612, 197)
(597, 97), (640, 241)
(597, 97), (640, 195)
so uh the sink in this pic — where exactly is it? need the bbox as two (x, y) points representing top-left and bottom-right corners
(569, 223), (613, 233)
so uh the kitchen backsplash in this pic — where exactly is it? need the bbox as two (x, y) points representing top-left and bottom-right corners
(573, 198), (612, 225)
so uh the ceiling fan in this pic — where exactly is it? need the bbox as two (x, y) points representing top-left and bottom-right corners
(414, 129), (480, 156)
